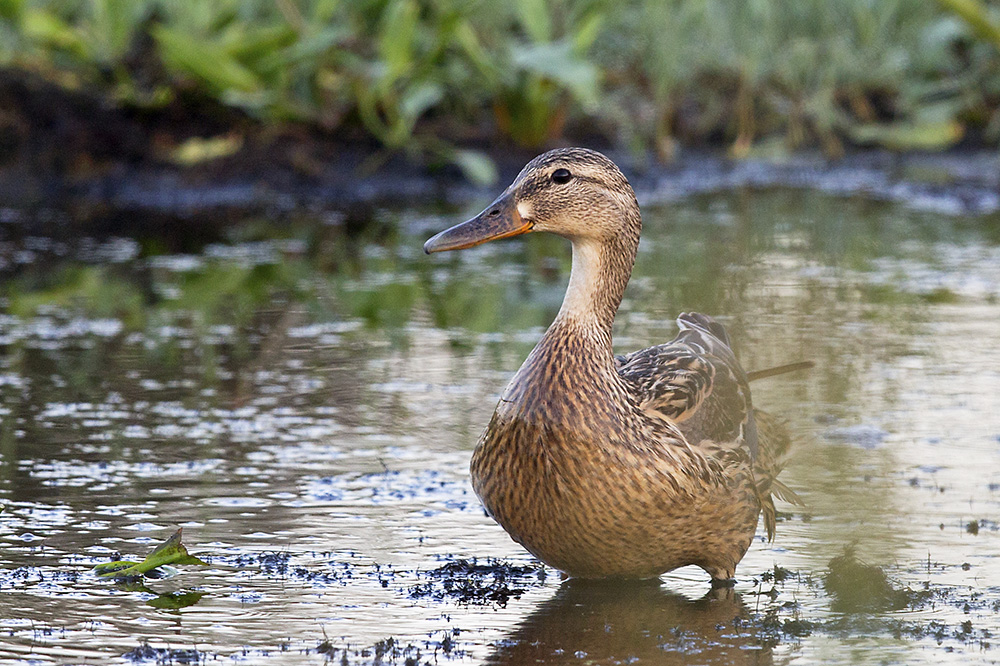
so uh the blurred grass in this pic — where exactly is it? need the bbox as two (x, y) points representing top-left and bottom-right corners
(3, 0), (1000, 173)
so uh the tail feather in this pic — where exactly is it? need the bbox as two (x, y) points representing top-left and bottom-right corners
(747, 361), (814, 382)
(760, 495), (778, 542)
(770, 478), (804, 506)
(752, 409), (803, 541)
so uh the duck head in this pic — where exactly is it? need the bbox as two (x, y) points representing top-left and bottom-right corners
(423, 147), (641, 253)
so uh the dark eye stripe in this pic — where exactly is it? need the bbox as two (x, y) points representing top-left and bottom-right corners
(551, 168), (572, 184)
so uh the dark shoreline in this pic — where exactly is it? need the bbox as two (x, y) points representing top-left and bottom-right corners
(3, 69), (1000, 233)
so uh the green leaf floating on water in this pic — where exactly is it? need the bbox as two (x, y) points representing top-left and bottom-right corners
(94, 528), (208, 579)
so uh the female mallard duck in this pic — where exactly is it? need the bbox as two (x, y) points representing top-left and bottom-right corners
(424, 147), (799, 583)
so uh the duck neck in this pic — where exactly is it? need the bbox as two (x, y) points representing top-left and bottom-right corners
(550, 233), (636, 350)
(501, 231), (637, 412)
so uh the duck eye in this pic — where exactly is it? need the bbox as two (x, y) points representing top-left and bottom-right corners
(551, 168), (572, 184)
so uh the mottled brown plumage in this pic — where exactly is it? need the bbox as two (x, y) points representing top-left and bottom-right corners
(424, 147), (800, 582)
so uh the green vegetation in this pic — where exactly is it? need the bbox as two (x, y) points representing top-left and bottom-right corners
(3, 0), (1000, 171)
(93, 528), (208, 578)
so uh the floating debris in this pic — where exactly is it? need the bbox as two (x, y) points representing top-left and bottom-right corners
(409, 558), (545, 607)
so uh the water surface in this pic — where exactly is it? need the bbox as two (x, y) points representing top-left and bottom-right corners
(2, 187), (1000, 664)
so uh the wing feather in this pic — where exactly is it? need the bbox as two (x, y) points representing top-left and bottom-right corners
(618, 312), (752, 452)
(619, 313), (803, 541)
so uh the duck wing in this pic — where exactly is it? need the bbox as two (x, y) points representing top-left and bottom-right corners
(616, 312), (755, 456)
(618, 313), (802, 540)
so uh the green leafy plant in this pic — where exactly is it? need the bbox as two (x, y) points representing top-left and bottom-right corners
(492, 0), (603, 147)
(3, 0), (1000, 161)
(937, 0), (1000, 49)
(343, 0), (499, 182)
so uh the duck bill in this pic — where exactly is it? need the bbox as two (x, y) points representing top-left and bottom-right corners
(423, 192), (532, 254)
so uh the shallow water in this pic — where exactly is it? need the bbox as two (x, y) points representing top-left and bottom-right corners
(2, 187), (1000, 665)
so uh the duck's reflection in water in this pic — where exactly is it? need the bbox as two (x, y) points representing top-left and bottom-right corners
(486, 579), (774, 665)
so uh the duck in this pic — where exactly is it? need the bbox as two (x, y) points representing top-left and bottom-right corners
(423, 147), (800, 584)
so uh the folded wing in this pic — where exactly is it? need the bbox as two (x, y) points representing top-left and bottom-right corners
(617, 312), (802, 539)
(617, 312), (755, 455)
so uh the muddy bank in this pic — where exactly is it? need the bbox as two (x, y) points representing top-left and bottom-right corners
(3, 69), (1000, 232)
(0, 68), (529, 219)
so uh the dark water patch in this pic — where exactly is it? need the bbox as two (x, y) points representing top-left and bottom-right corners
(316, 634), (468, 666)
(123, 643), (207, 664)
(965, 519), (999, 535)
(186, 550), (550, 605)
(824, 549), (926, 613)
(206, 550), (359, 588)
(409, 558), (546, 607)
(204, 549), (547, 604)
(0, 565), (83, 589)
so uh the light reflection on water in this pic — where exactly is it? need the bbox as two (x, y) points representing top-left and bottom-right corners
(1, 190), (999, 664)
